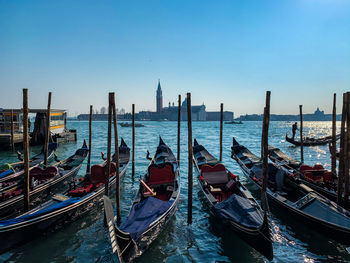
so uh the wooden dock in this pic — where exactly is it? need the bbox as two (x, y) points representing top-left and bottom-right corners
(0, 133), (26, 149)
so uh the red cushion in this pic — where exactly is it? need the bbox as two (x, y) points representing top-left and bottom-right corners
(201, 163), (226, 175)
(30, 166), (58, 180)
(69, 183), (94, 197)
(313, 164), (324, 170)
(90, 162), (117, 186)
(323, 172), (334, 183)
(300, 165), (313, 173)
(201, 163), (228, 185)
(148, 163), (175, 186)
(90, 165), (105, 185)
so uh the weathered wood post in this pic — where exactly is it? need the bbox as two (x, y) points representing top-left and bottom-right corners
(10, 109), (14, 151)
(132, 104), (135, 180)
(220, 103), (223, 162)
(338, 93), (348, 204)
(104, 93), (113, 197)
(331, 93), (337, 177)
(344, 92), (350, 204)
(86, 105), (93, 173)
(111, 93), (121, 224)
(177, 95), (181, 165)
(23, 89), (30, 211)
(261, 91), (271, 213)
(299, 105), (304, 163)
(187, 92), (193, 224)
(44, 92), (52, 167)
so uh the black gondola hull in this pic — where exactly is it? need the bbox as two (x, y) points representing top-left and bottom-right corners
(0, 164), (82, 219)
(235, 156), (350, 246)
(0, 164), (128, 254)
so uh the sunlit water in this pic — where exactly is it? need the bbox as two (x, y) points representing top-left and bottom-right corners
(0, 121), (348, 263)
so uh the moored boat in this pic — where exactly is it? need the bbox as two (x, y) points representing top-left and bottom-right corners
(104, 137), (180, 262)
(0, 142), (58, 184)
(231, 137), (350, 245)
(0, 139), (130, 254)
(268, 146), (340, 203)
(285, 133), (340, 146)
(0, 141), (88, 219)
(193, 139), (273, 260)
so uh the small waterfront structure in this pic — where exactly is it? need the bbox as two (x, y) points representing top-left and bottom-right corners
(0, 109), (76, 149)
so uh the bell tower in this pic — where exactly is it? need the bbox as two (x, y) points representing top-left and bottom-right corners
(156, 79), (163, 113)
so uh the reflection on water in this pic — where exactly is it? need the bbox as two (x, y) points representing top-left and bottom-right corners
(0, 121), (347, 262)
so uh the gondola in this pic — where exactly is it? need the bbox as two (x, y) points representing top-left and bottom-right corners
(285, 133), (340, 146)
(104, 137), (180, 262)
(225, 120), (243, 124)
(193, 139), (273, 260)
(0, 139), (130, 254)
(231, 137), (350, 245)
(119, 122), (144, 127)
(0, 141), (89, 219)
(268, 146), (340, 203)
(0, 142), (58, 183)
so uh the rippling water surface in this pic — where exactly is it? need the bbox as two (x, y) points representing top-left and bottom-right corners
(0, 120), (348, 263)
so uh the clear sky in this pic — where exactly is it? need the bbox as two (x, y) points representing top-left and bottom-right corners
(1, 0), (349, 117)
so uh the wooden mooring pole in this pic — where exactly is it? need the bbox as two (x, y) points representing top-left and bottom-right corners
(132, 104), (135, 180)
(220, 103), (223, 162)
(331, 93), (337, 178)
(86, 105), (93, 173)
(187, 92), (193, 224)
(23, 89), (30, 211)
(104, 93), (113, 197)
(177, 95), (181, 165)
(344, 92), (350, 204)
(299, 105), (304, 163)
(338, 93), (348, 204)
(44, 92), (52, 167)
(10, 109), (14, 151)
(112, 93), (121, 224)
(261, 91), (271, 213)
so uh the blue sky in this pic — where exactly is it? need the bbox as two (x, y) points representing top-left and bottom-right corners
(0, 0), (349, 117)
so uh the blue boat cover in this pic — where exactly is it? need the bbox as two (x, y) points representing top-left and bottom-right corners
(213, 194), (263, 229)
(0, 198), (80, 227)
(120, 197), (173, 240)
(0, 169), (14, 179)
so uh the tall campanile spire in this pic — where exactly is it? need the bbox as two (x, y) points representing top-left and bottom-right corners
(156, 79), (163, 113)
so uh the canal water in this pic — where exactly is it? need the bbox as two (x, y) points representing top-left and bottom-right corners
(0, 121), (348, 263)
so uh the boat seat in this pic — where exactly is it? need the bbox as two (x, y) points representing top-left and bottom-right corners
(30, 166), (58, 181)
(69, 183), (94, 197)
(323, 172), (334, 183)
(89, 162), (117, 186)
(148, 162), (175, 186)
(201, 163), (229, 185)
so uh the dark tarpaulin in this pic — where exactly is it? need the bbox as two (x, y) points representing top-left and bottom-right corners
(120, 197), (173, 240)
(213, 194), (263, 229)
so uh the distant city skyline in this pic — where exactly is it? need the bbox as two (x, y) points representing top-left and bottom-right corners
(1, 0), (349, 117)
